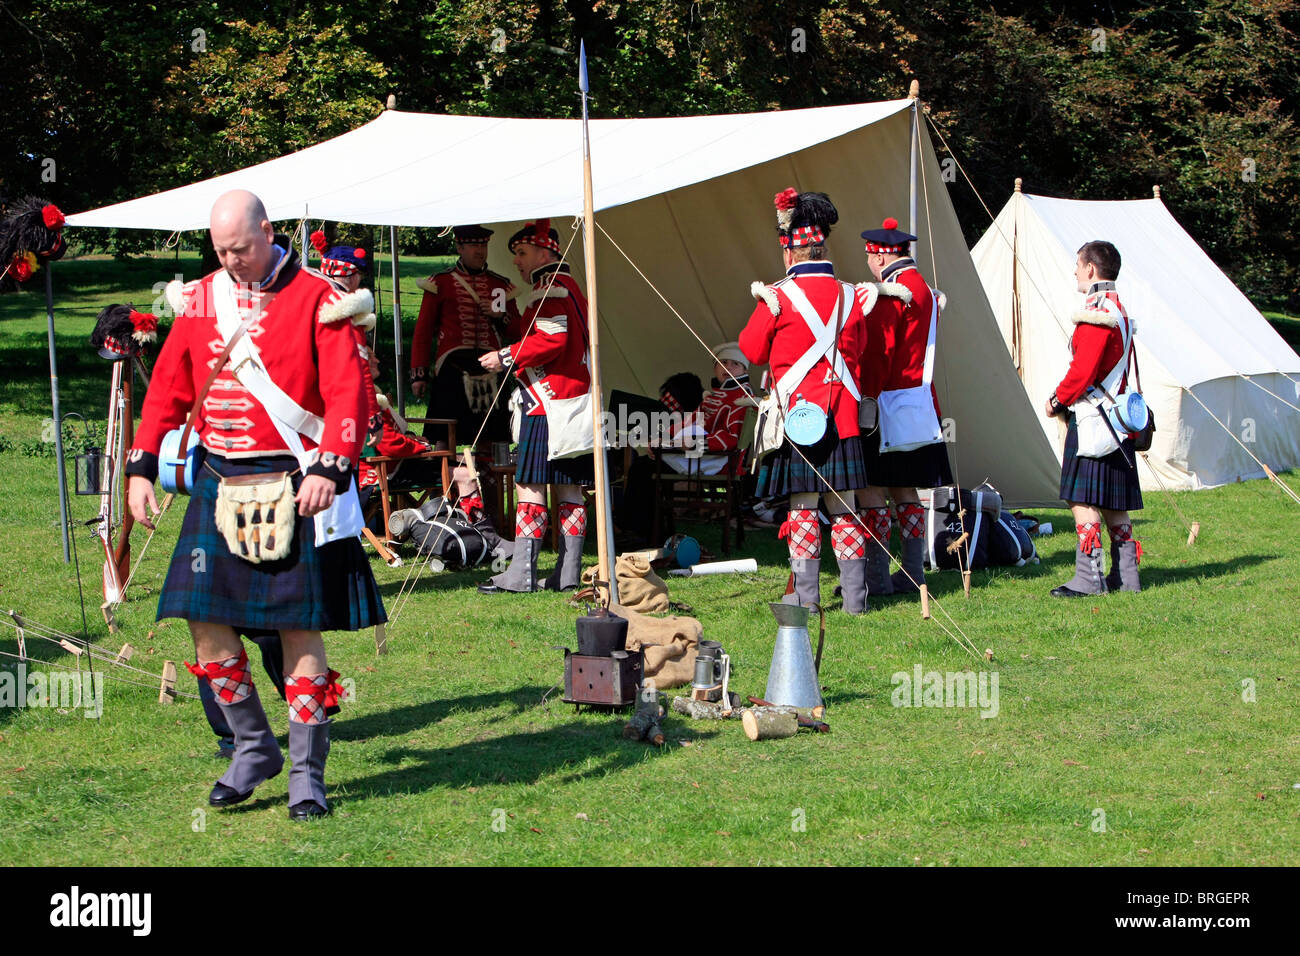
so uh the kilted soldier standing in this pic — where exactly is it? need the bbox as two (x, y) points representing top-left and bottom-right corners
(1045, 240), (1144, 596)
(411, 224), (521, 524)
(477, 219), (595, 594)
(856, 218), (953, 596)
(740, 189), (871, 612)
(126, 190), (385, 820)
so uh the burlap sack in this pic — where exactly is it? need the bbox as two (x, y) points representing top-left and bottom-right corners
(610, 601), (700, 690)
(581, 554), (670, 613)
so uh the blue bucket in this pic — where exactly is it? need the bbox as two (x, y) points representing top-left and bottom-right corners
(1107, 392), (1149, 434)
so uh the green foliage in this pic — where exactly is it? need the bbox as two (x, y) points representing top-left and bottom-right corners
(4, 1), (1297, 307)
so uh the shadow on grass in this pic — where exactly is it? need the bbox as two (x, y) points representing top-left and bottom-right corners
(332, 684), (550, 742)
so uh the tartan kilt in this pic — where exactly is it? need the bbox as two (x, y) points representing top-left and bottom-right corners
(156, 454), (387, 632)
(1059, 416), (1144, 511)
(863, 429), (954, 489)
(421, 352), (511, 447)
(515, 412), (596, 486)
(755, 421), (866, 497)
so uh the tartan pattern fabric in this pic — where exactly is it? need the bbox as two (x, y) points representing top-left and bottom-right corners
(831, 515), (867, 559)
(1076, 522), (1103, 554)
(779, 508), (822, 559)
(755, 430), (866, 497)
(157, 454), (387, 632)
(185, 650), (252, 704)
(1059, 419), (1143, 511)
(1108, 523), (1142, 562)
(458, 493), (485, 522)
(515, 502), (550, 539)
(781, 225), (826, 248)
(514, 411), (597, 487)
(286, 672), (330, 724)
(558, 502), (586, 536)
(865, 433), (954, 489)
(896, 503), (926, 539)
(864, 507), (893, 545)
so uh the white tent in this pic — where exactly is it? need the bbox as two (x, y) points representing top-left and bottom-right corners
(971, 187), (1300, 492)
(69, 101), (1063, 505)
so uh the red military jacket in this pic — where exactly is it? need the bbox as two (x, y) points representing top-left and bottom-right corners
(698, 376), (752, 452)
(854, 280), (913, 400)
(357, 393), (432, 489)
(506, 261), (591, 416)
(411, 260), (520, 379)
(876, 258), (943, 419)
(126, 243), (369, 490)
(1054, 284), (1132, 407)
(738, 260), (867, 439)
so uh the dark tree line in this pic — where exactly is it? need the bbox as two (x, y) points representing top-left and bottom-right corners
(3, 0), (1296, 307)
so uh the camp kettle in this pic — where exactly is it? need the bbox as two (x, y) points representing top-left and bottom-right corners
(764, 602), (825, 709)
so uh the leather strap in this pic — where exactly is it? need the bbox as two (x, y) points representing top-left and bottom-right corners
(173, 315), (255, 492)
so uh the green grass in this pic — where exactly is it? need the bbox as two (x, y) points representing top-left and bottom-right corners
(1, 257), (1298, 865)
(1263, 310), (1300, 353)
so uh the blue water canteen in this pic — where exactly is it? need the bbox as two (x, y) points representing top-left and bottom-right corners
(1107, 392), (1149, 434)
(784, 393), (827, 446)
(159, 426), (203, 494)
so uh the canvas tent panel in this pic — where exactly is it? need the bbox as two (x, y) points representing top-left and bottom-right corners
(1027, 196), (1300, 385)
(66, 101), (912, 232)
(476, 114), (1061, 506)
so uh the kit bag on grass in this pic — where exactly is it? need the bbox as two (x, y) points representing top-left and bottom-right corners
(879, 295), (943, 453)
(987, 513), (1037, 566)
(409, 497), (491, 569)
(924, 484), (1002, 571)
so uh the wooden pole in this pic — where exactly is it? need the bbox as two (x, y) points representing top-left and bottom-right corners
(908, 80), (920, 261)
(389, 224), (406, 418)
(578, 40), (614, 606)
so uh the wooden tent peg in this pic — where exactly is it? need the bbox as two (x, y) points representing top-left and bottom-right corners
(920, 584), (931, 620)
(158, 660), (177, 704)
(374, 623), (388, 656)
(115, 643), (135, 665)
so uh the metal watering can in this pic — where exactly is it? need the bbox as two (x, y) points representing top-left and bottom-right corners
(765, 602), (825, 709)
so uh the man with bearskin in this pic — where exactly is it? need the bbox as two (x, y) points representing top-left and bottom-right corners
(126, 190), (383, 820)
(476, 219), (594, 594)
(855, 218), (953, 598)
(739, 189), (872, 613)
(1044, 240), (1144, 597)
(411, 224), (520, 527)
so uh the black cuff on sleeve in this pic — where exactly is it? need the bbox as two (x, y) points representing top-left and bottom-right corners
(305, 454), (353, 493)
(124, 449), (159, 484)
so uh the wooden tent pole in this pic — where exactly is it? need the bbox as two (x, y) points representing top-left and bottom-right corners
(908, 80), (920, 260)
(578, 41), (614, 607)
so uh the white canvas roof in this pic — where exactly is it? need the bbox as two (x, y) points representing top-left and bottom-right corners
(68, 102), (1064, 505)
(972, 189), (1300, 491)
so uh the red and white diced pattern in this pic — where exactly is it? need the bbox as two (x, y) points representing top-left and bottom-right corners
(831, 515), (866, 560)
(558, 502), (586, 537)
(515, 502), (550, 540)
(780, 508), (821, 559)
(185, 650), (252, 704)
(896, 503), (926, 540)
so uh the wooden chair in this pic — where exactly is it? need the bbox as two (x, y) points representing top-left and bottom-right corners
(363, 418), (459, 545)
(649, 447), (748, 556)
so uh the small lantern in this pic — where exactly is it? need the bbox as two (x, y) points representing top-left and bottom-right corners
(75, 446), (103, 495)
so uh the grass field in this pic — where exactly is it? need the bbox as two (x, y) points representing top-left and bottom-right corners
(0, 256), (1297, 866)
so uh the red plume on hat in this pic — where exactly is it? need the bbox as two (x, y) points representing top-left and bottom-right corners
(774, 187), (799, 232)
(882, 217), (898, 230)
(129, 309), (159, 344)
(310, 229), (330, 254)
(42, 205), (65, 231)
